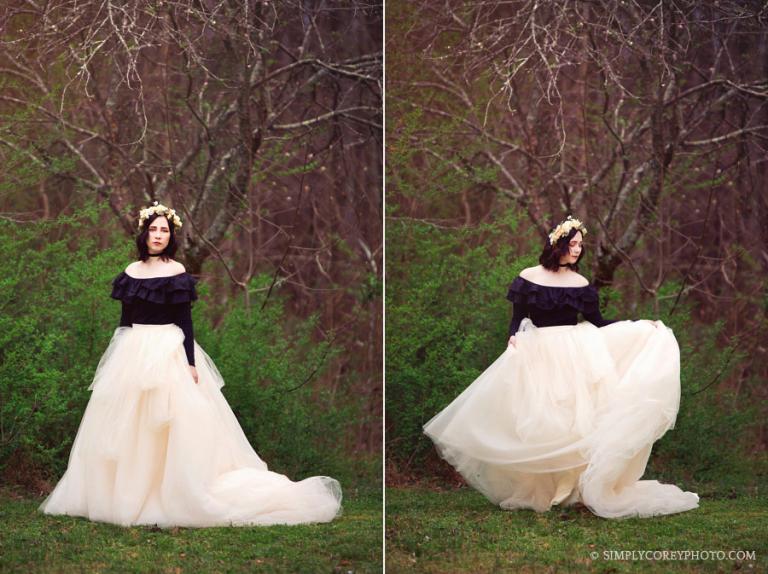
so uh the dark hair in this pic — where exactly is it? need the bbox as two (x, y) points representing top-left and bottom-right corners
(538, 226), (585, 272)
(136, 212), (178, 262)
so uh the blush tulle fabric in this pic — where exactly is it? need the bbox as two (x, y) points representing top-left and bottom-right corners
(423, 319), (699, 519)
(39, 324), (342, 528)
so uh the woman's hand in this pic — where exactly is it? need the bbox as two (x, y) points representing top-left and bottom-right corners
(189, 365), (199, 384)
(508, 335), (517, 348)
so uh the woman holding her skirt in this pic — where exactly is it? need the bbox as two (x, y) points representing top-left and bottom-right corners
(39, 202), (342, 527)
(423, 215), (699, 519)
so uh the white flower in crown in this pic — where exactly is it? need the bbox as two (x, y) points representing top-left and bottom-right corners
(137, 200), (183, 230)
(548, 215), (587, 246)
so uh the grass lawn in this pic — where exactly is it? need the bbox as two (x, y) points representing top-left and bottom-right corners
(0, 486), (382, 573)
(386, 486), (767, 573)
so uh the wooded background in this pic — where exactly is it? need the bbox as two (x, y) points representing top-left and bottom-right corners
(0, 0), (382, 490)
(386, 0), (767, 492)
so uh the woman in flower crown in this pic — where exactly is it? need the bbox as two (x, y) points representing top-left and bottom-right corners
(39, 201), (342, 528)
(423, 215), (699, 519)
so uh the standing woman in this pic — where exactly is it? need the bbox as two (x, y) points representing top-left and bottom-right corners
(423, 215), (699, 519)
(39, 202), (342, 527)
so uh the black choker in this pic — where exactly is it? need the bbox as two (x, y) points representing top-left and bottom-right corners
(558, 263), (570, 267)
(148, 253), (164, 257)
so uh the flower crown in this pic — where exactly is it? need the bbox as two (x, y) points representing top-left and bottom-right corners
(548, 215), (587, 246)
(137, 201), (183, 231)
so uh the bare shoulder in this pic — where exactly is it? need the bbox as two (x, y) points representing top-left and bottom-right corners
(520, 265), (589, 287)
(124, 260), (186, 277)
(519, 266), (541, 280)
(572, 272), (590, 287)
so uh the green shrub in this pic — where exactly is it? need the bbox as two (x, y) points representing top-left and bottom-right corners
(194, 275), (352, 480)
(0, 205), (127, 478)
(385, 212), (529, 464)
(631, 283), (758, 495)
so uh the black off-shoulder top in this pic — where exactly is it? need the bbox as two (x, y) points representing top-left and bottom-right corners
(111, 271), (199, 366)
(507, 276), (619, 336)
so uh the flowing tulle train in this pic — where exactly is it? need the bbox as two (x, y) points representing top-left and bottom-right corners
(423, 319), (699, 519)
(39, 324), (342, 527)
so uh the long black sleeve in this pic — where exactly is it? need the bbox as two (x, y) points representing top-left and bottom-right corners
(119, 301), (133, 327)
(508, 300), (529, 336)
(174, 301), (196, 366)
(582, 305), (619, 328)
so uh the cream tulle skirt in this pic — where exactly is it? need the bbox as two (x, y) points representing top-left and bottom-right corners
(423, 319), (699, 519)
(39, 324), (342, 528)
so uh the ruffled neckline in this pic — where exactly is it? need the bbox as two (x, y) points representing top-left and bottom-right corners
(111, 271), (198, 304)
(506, 275), (599, 311)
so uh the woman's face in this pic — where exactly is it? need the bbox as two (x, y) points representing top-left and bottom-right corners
(146, 216), (171, 255)
(560, 230), (583, 265)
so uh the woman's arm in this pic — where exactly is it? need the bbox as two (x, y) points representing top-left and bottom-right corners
(119, 301), (133, 327)
(508, 300), (529, 336)
(582, 303), (618, 327)
(174, 302), (196, 366)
